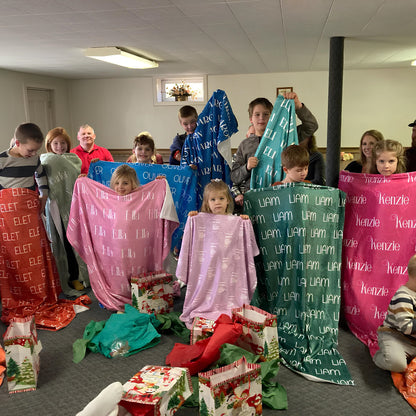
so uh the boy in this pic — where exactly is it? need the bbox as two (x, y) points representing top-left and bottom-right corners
(169, 105), (198, 165)
(373, 254), (416, 373)
(231, 92), (318, 205)
(127, 132), (157, 164)
(0, 122), (48, 212)
(273, 144), (310, 184)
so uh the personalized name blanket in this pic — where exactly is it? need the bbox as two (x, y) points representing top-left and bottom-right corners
(338, 171), (415, 355)
(176, 213), (259, 328)
(67, 177), (179, 311)
(40, 152), (89, 295)
(88, 161), (196, 252)
(244, 183), (353, 385)
(181, 89), (238, 208)
(0, 188), (90, 330)
(250, 95), (298, 189)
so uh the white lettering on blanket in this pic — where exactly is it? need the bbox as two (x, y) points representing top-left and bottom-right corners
(259, 196), (280, 207)
(369, 237), (400, 251)
(302, 210), (316, 221)
(386, 260), (407, 275)
(260, 229), (281, 239)
(346, 257), (372, 272)
(289, 194), (309, 204)
(392, 215), (416, 229)
(377, 192), (409, 205)
(346, 194), (367, 204)
(360, 281), (389, 296)
(355, 214), (380, 227)
(273, 211), (292, 221)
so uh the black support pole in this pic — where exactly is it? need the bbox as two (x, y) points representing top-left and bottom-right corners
(326, 36), (344, 188)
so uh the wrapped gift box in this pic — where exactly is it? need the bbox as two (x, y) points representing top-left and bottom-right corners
(190, 317), (216, 345)
(119, 365), (192, 416)
(131, 271), (174, 315)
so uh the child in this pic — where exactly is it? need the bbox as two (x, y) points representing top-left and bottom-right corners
(169, 105), (198, 165)
(189, 180), (249, 219)
(371, 139), (406, 176)
(41, 127), (89, 294)
(127, 132), (162, 164)
(272, 144), (310, 185)
(110, 164), (140, 195)
(373, 254), (416, 372)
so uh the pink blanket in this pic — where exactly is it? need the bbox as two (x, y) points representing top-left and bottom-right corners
(177, 213), (259, 328)
(339, 171), (416, 355)
(67, 177), (179, 311)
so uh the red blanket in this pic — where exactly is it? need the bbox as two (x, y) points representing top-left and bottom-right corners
(0, 188), (89, 330)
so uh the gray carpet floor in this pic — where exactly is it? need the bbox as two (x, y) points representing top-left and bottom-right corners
(1, 289), (414, 416)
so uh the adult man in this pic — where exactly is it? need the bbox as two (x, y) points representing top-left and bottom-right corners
(405, 119), (416, 172)
(70, 124), (113, 174)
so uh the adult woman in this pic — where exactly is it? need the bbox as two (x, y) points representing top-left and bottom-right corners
(345, 130), (384, 173)
(41, 127), (89, 296)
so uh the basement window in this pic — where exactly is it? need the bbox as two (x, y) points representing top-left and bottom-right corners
(154, 77), (206, 104)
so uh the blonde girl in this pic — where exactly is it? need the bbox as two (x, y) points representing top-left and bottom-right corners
(371, 139), (406, 176)
(110, 164), (140, 196)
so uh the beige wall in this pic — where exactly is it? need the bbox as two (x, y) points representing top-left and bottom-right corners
(0, 67), (415, 152)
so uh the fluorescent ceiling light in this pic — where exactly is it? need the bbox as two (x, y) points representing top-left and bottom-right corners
(85, 47), (158, 69)
(412, 60), (416, 66)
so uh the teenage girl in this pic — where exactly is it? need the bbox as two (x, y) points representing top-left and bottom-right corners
(189, 179), (249, 219)
(370, 139), (406, 176)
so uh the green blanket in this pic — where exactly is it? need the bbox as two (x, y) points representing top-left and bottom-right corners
(41, 152), (89, 295)
(244, 183), (353, 385)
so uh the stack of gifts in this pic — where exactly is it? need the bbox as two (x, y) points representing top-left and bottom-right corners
(3, 316), (42, 393)
(131, 271), (174, 315)
(119, 365), (192, 415)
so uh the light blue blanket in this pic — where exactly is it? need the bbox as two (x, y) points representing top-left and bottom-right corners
(181, 89), (238, 208)
(250, 95), (298, 189)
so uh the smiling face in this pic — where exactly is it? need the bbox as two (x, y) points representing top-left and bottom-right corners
(77, 126), (96, 151)
(361, 134), (377, 160)
(207, 190), (229, 215)
(113, 176), (135, 195)
(134, 144), (153, 164)
(249, 104), (271, 137)
(376, 151), (398, 176)
(50, 136), (68, 154)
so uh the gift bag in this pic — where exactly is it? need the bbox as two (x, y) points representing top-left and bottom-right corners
(131, 271), (174, 315)
(199, 356), (262, 416)
(232, 305), (279, 361)
(190, 317), (216, 345)
(119, 365), (192, 416)
(3, 316), (42, 393)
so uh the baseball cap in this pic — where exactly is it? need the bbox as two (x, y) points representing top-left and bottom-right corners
(409, 120), (416, 127)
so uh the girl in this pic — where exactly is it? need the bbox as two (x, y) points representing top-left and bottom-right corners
(127, 131), (163, 164)
(189, 179), (248, 219)
(345, 129), (384, 173)
(41, 127), (89, 294)
(371, 139), (406, 176)
(110, 164), (140, 196)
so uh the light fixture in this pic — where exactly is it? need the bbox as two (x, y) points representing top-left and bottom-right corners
(412, 60), (416, 67)
(85, 47), (158, 69)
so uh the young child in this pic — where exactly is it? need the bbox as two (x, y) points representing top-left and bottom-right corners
(272, 144), (310, 185)
(42, 127), (89, 294)
(189, 180), (248, 219)
(1, 122), (48, 211)
(110, 164), (140, 195)
(373, 254), (416, 372)
(127, 132), (160, 164)
(371, 139), (406, 176)
(169, 105), (198, 165)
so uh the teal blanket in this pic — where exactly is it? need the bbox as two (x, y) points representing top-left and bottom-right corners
(244, 183), (353, 385)
(250, 96), (298, 189)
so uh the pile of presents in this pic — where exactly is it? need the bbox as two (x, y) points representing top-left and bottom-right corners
(3, 271), (282, 415)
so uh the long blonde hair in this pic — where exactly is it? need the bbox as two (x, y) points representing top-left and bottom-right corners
(201, 180), (234, 214)
(110, 165), (140, 190)
(370, 139), (406, 174)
